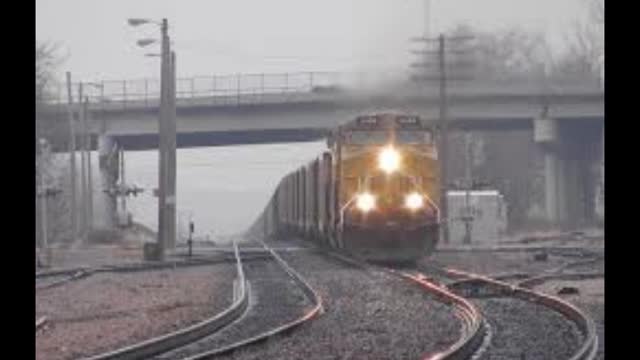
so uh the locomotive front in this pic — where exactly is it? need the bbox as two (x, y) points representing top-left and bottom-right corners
(335, 113), (440, 262)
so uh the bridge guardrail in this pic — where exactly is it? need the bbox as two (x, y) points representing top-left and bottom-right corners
(40, 71), (603, 112)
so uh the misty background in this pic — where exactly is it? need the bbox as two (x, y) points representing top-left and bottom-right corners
(36, 0), (604, 242)
(37, 0), (593, 81)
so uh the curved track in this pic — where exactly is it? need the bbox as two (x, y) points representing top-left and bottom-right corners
(78, 242), (250, 360)
(443, 268), (599, 360)
(324, 251), (487, 360)
(151, 241), (323, 360)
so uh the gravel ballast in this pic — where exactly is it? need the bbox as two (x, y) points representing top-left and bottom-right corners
(155, 256), (310, 359)
(220, 249), (461, 360)
(36, 263), (236, 360)
(426, 250), (570, 277)
(532, 278), (605, 360)
(474, 297), (583, 360)
(421, 245), (603, 360)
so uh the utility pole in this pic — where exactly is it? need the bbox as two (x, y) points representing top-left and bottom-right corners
(437, 34), (450, 244)
(410, 33), (474, 245)
(38, 139), (49, 261)
(86, 99), (94, 232)
(157, 18), (170, 260)
(166, 50), (177, 249)
(127, 17), (171, 260)
(78, 83), (87, 242)
(83, 95), (91, 238)
(66, 72), (78, 243)
(120, 147), (126, 219)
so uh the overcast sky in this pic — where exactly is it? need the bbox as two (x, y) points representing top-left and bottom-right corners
(37, 0), (590, 82)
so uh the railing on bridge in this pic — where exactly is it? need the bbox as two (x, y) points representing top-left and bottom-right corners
(42, 72), (362, 110)
(41, 71), (603, 112)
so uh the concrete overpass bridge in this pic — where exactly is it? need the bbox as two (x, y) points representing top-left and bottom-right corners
(41, 71), (603, 149)
(40, 71), (604, 230)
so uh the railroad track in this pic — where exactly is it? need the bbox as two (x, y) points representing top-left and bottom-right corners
(434, 267), (599, 360)
(81, 241), (320, 360)
(182, 240), (599, 360)
(37, 239), (600, 359)
(35, 251), (273, 293)
(35, 269), (94, 290)
(76, 242), (250, 360)
(321, 251), (487, 360)
(320, 244), (598, 360)
(36, 243), (313, 358)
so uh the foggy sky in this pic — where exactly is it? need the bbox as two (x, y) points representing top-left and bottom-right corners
(36, 0), (589, 82)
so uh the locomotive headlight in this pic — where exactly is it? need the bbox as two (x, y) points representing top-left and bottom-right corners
(378, 146), (401, 174)
(405, 192), (424, 210)
(356, 192), (376, 212)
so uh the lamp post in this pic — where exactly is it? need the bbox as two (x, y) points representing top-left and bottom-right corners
(78, 83), (87, 242)
(38, 138), (50, 258)
(128, 17), (174, 260)
(66, 72), (78, 244)
(167, 51), (177, 249)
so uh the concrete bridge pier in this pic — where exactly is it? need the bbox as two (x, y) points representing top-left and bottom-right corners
(535, 116), (603, 229)
(536, 116), (563, 226)
(97, 133), (117, 230)
(98, 134), (114, 169)
(594, 128), (604, 223)
(542, 149), (567, 225)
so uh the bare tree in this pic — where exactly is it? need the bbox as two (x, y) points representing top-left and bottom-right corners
(36, 41), (74, 246)
(36, 41), (69, 145)
(551, 0), (604, 83)
(447, 24), (551, 81)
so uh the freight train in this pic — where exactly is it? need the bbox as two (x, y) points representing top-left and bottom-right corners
(249, 112), (441, 262)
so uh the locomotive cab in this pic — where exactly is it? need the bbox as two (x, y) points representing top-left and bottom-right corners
(335, 113), (441, 262)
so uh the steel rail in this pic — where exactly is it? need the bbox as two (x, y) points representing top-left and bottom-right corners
(443, 268), (599, 360)
(78, 241), (249, 360)
(322, 250), (487, 360)
(398, 271), (487, 360)
(34, 252), (271, 280)
(180, 240), (323, 359)
(445, 256), (604, 289)
(35, 269), (93, 290)
(517, 272), (604, 290)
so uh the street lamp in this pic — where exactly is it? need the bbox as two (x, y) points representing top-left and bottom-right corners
(128, 17), (175, 259)
(137, 38), (158, 47)
(127, 18), (161, 27)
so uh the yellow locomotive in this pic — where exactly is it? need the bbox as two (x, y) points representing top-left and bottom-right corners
(250, 112), (441, 262)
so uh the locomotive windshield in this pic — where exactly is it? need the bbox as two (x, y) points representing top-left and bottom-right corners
(345, 130), (433, 145)
(346, 130), (388, 144)
(397, 130), (433, 144)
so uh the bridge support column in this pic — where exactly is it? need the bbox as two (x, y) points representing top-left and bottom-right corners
(535, 116), (567, 227)
(98, 134), (114, 169)
(535, 115), (603, 229)
(543, 151), (564, 224)
(97, 134), (117, 230)
(594, 128), (604, 224)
